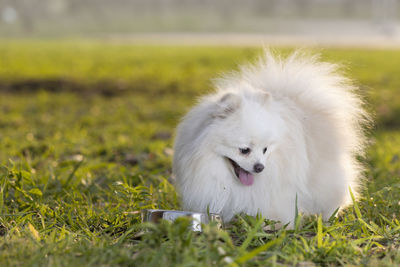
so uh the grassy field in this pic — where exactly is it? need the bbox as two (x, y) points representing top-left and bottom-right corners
(0, 40), (399, 266)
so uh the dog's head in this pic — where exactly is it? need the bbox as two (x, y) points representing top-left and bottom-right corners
(211, 90), (285, 186)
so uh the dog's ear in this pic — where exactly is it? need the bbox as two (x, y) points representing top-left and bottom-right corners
(213, 92), (241, 119)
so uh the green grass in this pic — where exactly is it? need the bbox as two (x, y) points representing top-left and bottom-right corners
(0, 41), (399, 266)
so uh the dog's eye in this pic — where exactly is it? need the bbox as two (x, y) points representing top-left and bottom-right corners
(263, 147), (268, 154)
(239, 147), (251, 155)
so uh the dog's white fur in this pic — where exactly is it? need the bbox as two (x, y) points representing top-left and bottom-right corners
(173, 50), (369, 226)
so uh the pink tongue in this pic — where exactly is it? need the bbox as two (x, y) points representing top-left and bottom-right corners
(238, 169), (254, 186)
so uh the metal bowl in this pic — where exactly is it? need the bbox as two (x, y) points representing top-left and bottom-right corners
(142, 209), (223, 232)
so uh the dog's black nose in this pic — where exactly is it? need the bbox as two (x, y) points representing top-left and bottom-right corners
(253, 163), (264, 173)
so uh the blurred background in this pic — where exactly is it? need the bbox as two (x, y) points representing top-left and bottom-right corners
(1, 0), (400, 46)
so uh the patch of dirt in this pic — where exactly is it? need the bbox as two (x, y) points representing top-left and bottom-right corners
(0, 78), (130, 97)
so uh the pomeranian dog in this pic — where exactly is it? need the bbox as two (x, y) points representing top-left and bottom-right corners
(173, 50), (369, 226)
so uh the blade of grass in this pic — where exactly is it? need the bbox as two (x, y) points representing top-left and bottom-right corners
(64, 161), (83, 187)
(28, 223), (41, 241)
(317, 214), (323, 248)
(234, 233), (285, 265)
(239, 216), (265, 252)
(294, 193), (301, 231)
(357, 218), (383, 236)
(349, 186), (367, 234)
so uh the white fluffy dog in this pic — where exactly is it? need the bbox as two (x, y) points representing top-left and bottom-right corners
(173, 50), (368, 226)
